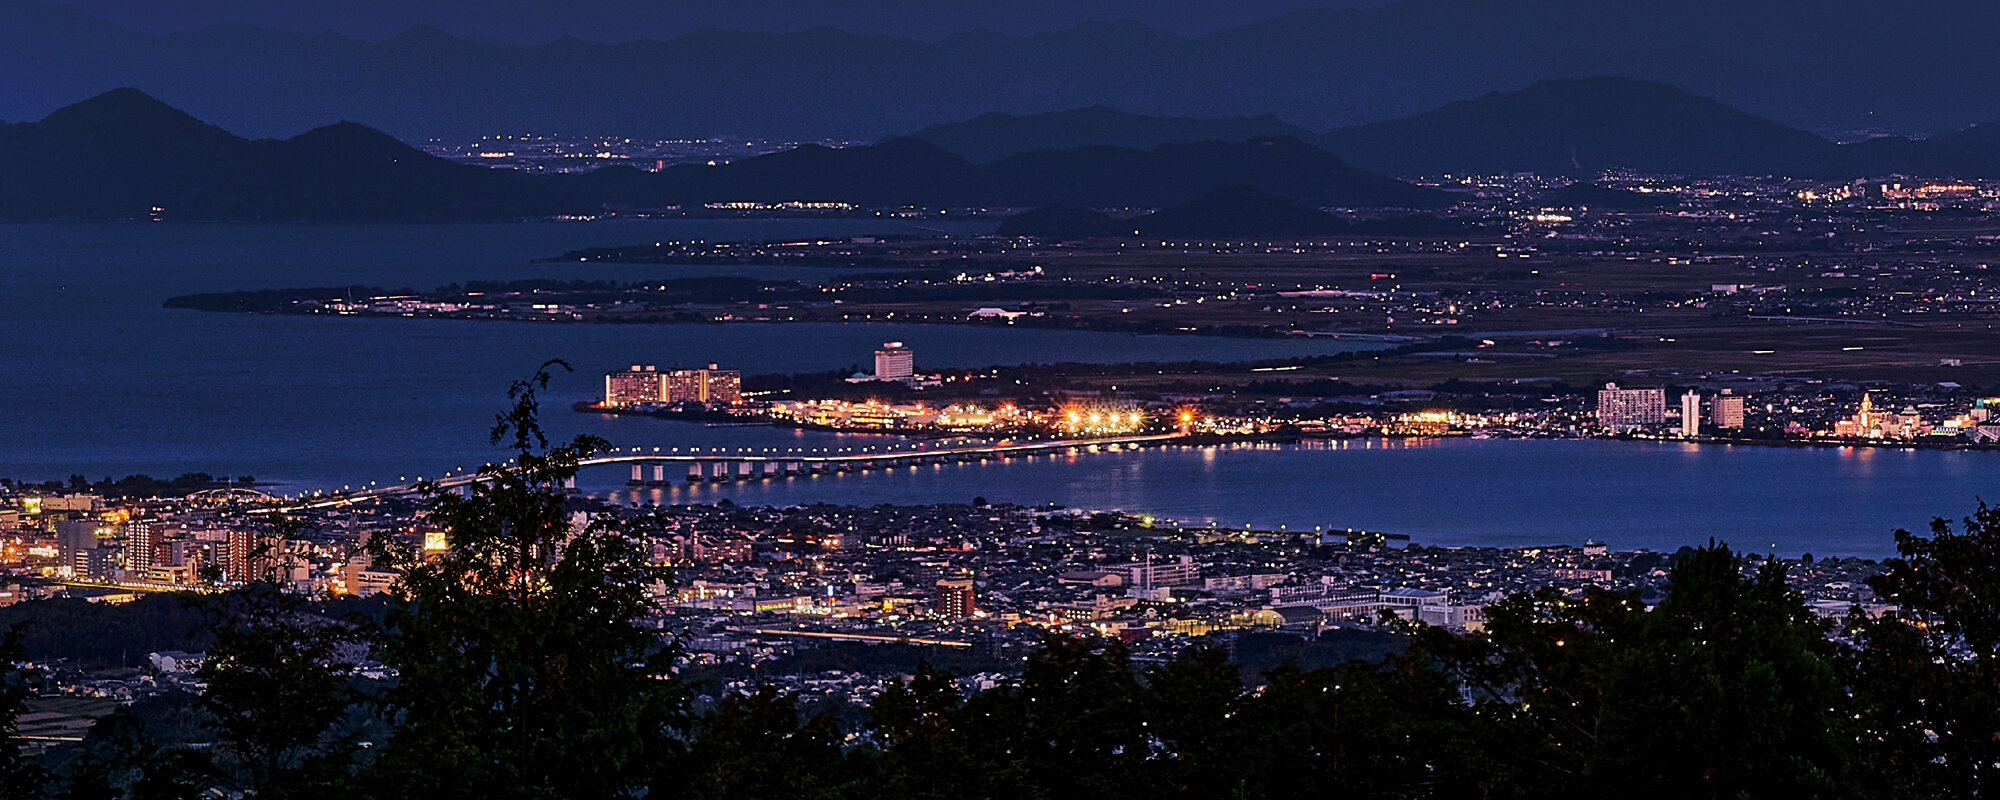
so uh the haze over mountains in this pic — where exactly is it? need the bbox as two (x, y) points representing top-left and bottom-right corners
(906, 109), (1314, 165)
(0, 90), (1446, 221)
(53, 0), (1396, 45)
(7, 0), (2000, 141)
(19, 74), (2000, 223)
(912, 79), (2000, 180)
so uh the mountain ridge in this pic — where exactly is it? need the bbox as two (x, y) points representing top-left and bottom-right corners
(9, 0), (2000, 140)
(0, 89), (1450, 221)
(912, 79), (2000, 179)
(1317, 77), (1843, 177)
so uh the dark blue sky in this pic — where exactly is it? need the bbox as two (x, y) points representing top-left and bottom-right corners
(55, 0), (1395, 43)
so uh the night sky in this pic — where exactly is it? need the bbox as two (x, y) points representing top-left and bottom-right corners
(53, 0), (1394, 43)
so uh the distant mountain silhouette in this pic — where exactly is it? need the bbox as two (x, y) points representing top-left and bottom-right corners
(904, 107), (1314, 163)
(1318, 78), (1841, 177)
(11, 0), (2000, 141)
(625, 135), (1452, 209)
(1305, 77), (2000, 178)
(1839, 125), (2000, 178)
(0, 90), (1449, 221)
(0, 88), (542, 220)
(30, 85), (2000, 224)
(906, 78), (2000, 180)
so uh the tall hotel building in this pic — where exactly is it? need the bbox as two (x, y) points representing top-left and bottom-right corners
(874, 342), (915, 382)
(935, 578), (976, 617)
(1709, 390), (1745, 429)
(604, 365), (665, 407)
(668, 364), (741, 406)
(603, 363), (742, 407)
(1596, 383), (1667, 431)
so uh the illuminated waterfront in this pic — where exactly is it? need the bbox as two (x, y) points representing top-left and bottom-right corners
(5, 222), (1993, 558)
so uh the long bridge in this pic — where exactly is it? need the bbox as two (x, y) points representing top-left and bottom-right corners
(278, 433), (1183, 510)
(584, 432), (1181, 486)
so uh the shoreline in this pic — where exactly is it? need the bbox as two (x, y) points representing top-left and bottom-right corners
(574, 400), (2000, 453)
(165, 302), (1350, 343)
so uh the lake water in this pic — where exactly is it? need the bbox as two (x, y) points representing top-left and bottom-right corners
(1, 220), (1374, 483)
(3, 221), (1994, 556)
(585, 436), (1986, 557)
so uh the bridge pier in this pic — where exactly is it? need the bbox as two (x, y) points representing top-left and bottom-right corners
(737, 462), (755, 480)
(709, 462), (729, 482)
(629, 464), (645, 485)
(652, 464), (666, 484)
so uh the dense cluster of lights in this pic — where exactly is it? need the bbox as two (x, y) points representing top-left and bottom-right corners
(1059, 405), (1146, 436)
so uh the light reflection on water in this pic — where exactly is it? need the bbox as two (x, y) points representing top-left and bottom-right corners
(579, 436), (1997, 558)
(5, 222), (1996, 557)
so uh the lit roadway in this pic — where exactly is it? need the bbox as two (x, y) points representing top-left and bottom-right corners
(738, 628), (972, 648)
(275, 433), (1185, 511)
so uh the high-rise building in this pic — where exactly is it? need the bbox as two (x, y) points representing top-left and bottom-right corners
(875, 342), (914, 382)
(935, 578), (976, 617)
(665, 364), (741, 406)
(603, 365), (665, 407)
(222, 529), (255, 582)
(54, 519), (97, 562)
(218, 529), (286, 583)
(126, 520), (156, 569)
(665, 369), (704, 404)
(1709, 390), (1745, 429)
(1681, 391), (1702, 438)
(704, 365), (741, 406)
(1596, 383), (1667, 431)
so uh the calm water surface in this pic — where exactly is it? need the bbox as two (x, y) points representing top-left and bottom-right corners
(1, 220), (1369, 481)
(583, 436), (1991, 558)
(3, 222), (1993, 556)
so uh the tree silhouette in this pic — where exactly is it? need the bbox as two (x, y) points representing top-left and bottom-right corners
(0, 624), (48, 800)
(1855, 502), (2000, 797)
(671, 685), (854, 800)
(193, 581), (361, 797)
(359, 361), (688, 799)
(1406, 542), (1850, 799)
